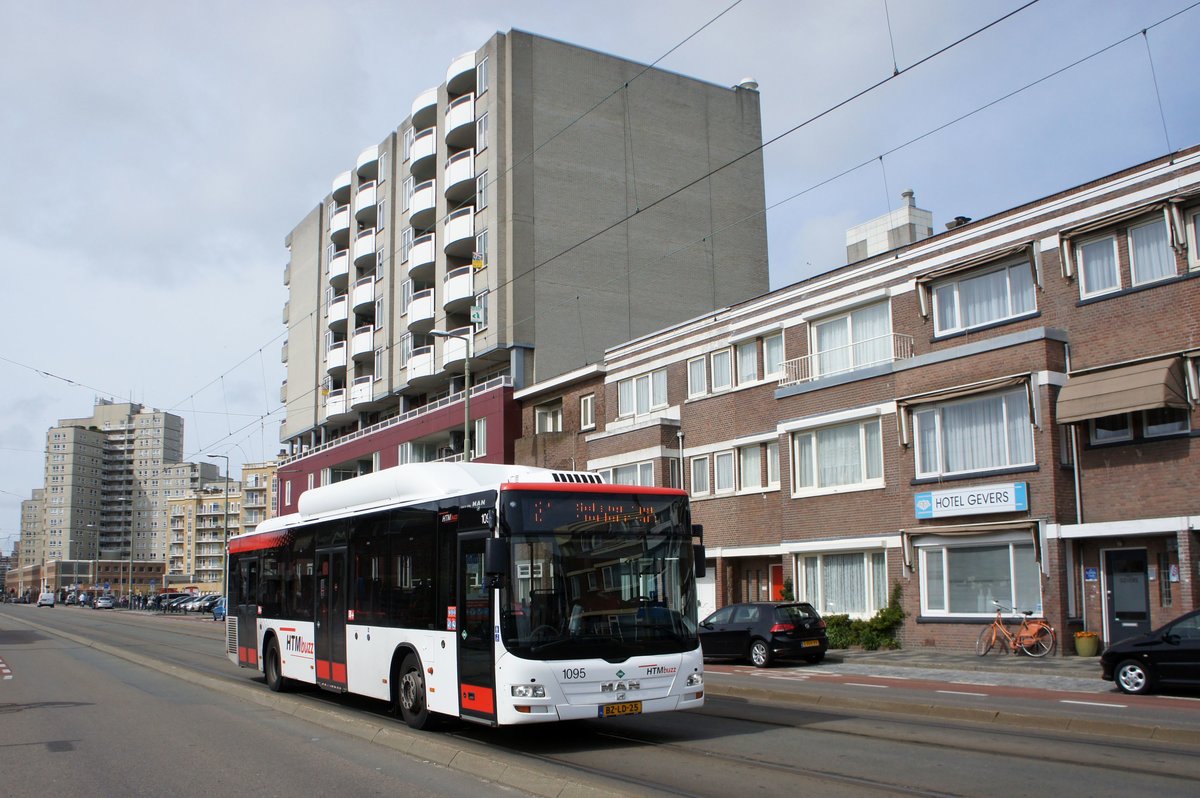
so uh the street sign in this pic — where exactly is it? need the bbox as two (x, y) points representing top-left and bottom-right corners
(104, 582), (110, 590)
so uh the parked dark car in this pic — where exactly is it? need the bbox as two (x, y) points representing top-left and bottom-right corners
(1101, 608), (1200, 695)
(700, 602), (828, 667)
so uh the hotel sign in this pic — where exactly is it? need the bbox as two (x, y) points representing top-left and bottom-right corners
(914, 482), (1028, 519)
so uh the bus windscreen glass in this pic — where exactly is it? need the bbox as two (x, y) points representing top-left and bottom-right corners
(499, 490), (698, 660)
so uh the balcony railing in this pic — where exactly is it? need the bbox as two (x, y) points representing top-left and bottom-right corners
(779, 333), (914, 387)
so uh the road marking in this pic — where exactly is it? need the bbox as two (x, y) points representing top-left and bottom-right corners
(1060, 699), (1127, 708)
(937, 690), (988, 697)
(0, 656), (11, 680)
(845, 682), (889, 689)
(1159, 695), (1200, 702)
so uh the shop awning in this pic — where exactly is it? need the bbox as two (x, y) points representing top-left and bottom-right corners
(1056, 357), (1190, 424)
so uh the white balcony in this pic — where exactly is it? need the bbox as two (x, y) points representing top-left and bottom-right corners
(444, 206), (475, 257)
(439, 327), (472, 370)
(331, 170), (352, 204)
(408, 233), (436, 278)
(410, 127), (436, 179)
(352, 276), (375, 311)
(443, 266), (474, 311)
(446, 51), (476, 95)
(353, 229), (376, 268)
(329, 204), (350, 246)
(327, 295), (348, 330)
(410, 179), (436, 229)
(444, 149), (475, 202)
(351, 325), (374, 360)
(779, 333), (915, 386)
(407, 345), (435, 382)
(445, 93), (476, 149)
(328, 250), (349, 288)
(324, 388), (348, 419)
(351, 376), (373, 408)
(407, 288), (435, 331)
(356, 144), (379, 179)
(354, 181), (377, 224)
(279, 380), (287, 403)
(326, 341), (347, 374)
(411, 87), (438, 131)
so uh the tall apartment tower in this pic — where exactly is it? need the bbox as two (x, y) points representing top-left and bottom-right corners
(19, 489), (44, 568)
(167, 480), (241, 592)
(278, 30), (769, 504)
(46, 400), (184, 563)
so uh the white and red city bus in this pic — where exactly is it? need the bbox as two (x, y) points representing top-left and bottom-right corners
(225, 462), (705, 729)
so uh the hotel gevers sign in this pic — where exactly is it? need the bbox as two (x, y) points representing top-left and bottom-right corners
(914, 482), (1028, 519)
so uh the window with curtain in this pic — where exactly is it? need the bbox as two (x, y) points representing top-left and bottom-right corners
(812, 302), (891, 378)
(607, 461), (653, 486)
(690, 456), (709, 496)
(579, 394), (595, 430)
(617, 369), (668, 418)
(766, 441), (780, 487)
(764, 333), (784, 377)
(714, 452), (734, 493)
(736, 340), (758, 384)
(687, 357), (707, 397)
(1129, 217), (1174, 285)
(933, 259), (1036, 335)
(801, 551), (888, 616)
(921, 542), (1040, 616)
(792, 418), (883, 494)
(913, 389), (1033, 478)
(1077, 236), (1120, 297)
(711, 349), (732, 391)
(738, 445), (761, 490)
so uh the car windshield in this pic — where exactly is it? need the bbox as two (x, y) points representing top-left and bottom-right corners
(498, 489), (699, 661)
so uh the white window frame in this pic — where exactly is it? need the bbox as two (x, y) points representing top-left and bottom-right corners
(476, 57), (489, 95)
(476, 112), (489, 151)
(1088, 413), (1132, 445)
(403, 127), (415, 162)
(403, 176), (414, 212)
(580, 394), (595, 430)
(377, 198), (387, 231)
(738, 445), (762, 490)
(473, 417), (487, 457)
(913, 388), (1034, 478)
(736, 340), (757, 385)
(1076, 234), (1121, 298)
(535, 402), (563, 434)
(687, 357), (707, 398)
(919, 539), (1042, 618)
(791, 418), (884, 496)
(605, 461), (653, 487)
(763, 333), (784, 378)
(766, 441), (780, 488)
(932, 259), (1037, 335)
(473, 290), (488, 331)
(1143, 407), (1189, 438)
(1128, 216), (1175, 287)
(810, 301), (892, 377)
(617, 369), (668, 419)
(477, 170), (488, 210)
(689, 456), (710, 496)
(1187, 208), (1200, 271)
(401, 227), (414, 262)
(710, 349), (733, 392)
(713, 451), (735, 494)
(475, 228), (488, 268)
(799, 551), (889, 618)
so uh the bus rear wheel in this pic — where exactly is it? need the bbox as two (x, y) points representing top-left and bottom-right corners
(265, 640), (288, 692)
(398, 653), (431, 730)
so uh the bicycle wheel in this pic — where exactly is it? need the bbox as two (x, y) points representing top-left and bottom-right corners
(975, 625), (996, 656)
(1021, 624), (1055, 657)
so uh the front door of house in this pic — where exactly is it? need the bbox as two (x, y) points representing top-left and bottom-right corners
(1104, 548), (1150, 642)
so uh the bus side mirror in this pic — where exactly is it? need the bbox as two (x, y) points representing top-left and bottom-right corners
(485, 537), (509, 576)
(693, 544), (706, 578)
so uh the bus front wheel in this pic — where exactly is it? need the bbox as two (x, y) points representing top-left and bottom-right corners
(265, 639), (288, 692)
(398, 653), (431, 730)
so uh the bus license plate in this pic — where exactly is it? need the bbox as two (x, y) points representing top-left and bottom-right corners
(802, 639), (821, 647)
(600, 701), (642, 718)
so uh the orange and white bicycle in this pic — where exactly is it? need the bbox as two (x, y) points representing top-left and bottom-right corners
(975, 601), (1056, 657)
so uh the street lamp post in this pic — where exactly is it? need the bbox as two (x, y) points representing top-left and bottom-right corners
(430, 329), (473, 461)
(207, 454), (231, 601)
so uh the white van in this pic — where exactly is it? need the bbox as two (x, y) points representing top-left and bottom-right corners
(37, 592), (56, 607)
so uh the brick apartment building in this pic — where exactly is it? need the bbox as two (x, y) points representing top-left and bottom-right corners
(514, 145), (1200, 652)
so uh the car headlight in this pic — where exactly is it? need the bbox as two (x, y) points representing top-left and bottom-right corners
(511, 684), (546, 698)
(686, 673), (703, 687)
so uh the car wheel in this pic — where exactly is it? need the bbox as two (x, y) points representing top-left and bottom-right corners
(1114, 659), (1153, 695)
(749, 639), (773, 668)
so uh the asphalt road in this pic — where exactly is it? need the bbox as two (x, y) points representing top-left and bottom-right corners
(5, 604), (1200, 798)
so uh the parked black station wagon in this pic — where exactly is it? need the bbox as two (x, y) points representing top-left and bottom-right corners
(700, 602), (828, 667)
(1101, 608), (1200, 695)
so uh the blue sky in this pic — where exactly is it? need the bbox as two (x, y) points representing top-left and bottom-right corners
(1, 0), (1198, 548)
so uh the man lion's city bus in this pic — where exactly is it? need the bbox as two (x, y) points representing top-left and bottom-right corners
(225, 462), (705, 729)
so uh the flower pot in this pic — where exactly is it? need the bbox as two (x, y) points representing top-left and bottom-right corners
(1074, 634), (1099, 657)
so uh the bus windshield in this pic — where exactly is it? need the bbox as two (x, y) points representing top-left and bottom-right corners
(499, 490), (699, 661)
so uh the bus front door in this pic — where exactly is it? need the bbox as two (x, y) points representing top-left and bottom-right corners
(458, 533), (496, 725)
(315, 547), (348, 691)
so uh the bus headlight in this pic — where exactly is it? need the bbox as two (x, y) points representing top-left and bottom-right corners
(511, 684), (546, 698)
(686, 673), (703, 687)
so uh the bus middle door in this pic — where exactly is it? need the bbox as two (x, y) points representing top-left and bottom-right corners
(457, 531), (496, 725)
(315, 547), (348, 691)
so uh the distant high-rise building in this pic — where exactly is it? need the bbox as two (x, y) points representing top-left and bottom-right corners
(44, 400), (184, 563)
(277, 29), (769, 510)
(19, 489), (44, 568)
(845, 189), (934, 263)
